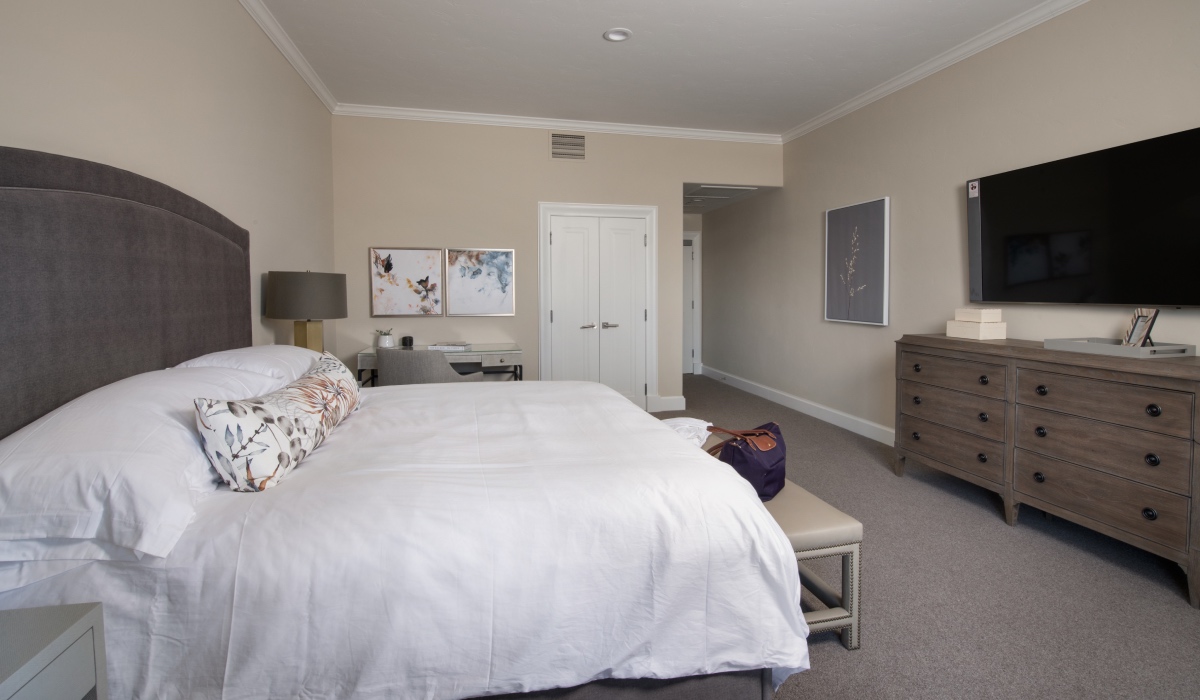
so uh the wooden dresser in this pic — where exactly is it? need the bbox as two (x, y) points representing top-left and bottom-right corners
(894, 334), (1200, 607)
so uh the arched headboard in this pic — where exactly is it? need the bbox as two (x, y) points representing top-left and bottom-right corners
(0, 146), (251, 438)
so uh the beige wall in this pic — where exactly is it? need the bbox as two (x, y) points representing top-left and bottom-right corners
(0, 0), (334, 348)
(704, 0), (1200, 431)
(332, 116), (781, 396)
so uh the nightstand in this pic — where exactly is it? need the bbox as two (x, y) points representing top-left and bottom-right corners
(0, 603), (108, 700)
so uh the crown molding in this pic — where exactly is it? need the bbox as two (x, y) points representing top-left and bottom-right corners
(239, 0), (337, 112)
(781, 0), (1092, 143)
(333, 104), (783, 144)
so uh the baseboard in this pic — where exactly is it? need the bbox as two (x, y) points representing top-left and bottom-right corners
(697, 365), (894, 445)
(647, 395), (686, 412)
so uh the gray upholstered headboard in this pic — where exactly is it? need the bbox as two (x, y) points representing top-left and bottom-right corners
(0, 146), (251, 439)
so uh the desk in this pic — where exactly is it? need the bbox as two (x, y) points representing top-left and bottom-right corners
(357, 343), (522, 386)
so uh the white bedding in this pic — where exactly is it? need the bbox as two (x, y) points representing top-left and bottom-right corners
(0, 380), (808, 698)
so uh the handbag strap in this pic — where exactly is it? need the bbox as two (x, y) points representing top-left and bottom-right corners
(706, 426), (777, 452)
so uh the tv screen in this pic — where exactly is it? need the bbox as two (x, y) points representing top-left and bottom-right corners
(968, 126), (1200, 306)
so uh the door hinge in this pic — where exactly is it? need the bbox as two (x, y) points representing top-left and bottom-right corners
(691, 301), (694, 309)
(644, 309), (647, 321)
(644, 383), (648, 395)
(691, 349), (694, 357)
(644, 234), (647, 246)
(692, 251), (694, 260)
(550, 232), (552, 245)
(550, 310), (554, 322)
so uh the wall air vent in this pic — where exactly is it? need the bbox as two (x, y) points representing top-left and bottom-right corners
(550, 133), (585, 160)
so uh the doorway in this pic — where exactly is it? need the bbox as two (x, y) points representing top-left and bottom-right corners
(538, 203), (659, 409)
(682, 231), (701, 374)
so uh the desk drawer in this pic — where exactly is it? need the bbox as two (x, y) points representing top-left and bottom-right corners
(1015, 450), (1189, 551)
(1016, 406), (1192, 495)
(482, 351), (521, 368)
(900, 352), (1006, 399)
(1016, 370), (1193, 438)
(898, 415), (1004, 484)
(900, 381), (1005, 441)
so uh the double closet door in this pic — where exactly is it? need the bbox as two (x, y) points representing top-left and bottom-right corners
(549, 215), (647, 408)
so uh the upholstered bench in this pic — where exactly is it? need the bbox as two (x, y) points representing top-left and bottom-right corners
(764, 481), (862, 650)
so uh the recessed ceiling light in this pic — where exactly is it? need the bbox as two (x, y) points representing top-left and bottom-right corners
(603, 28), (632, 42)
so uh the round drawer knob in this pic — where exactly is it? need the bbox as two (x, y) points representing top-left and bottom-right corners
(978, 412), (989, 422)
(1145, 453), (1161, 467)
(1035, 426), (1047, 438)
(1034, 472), (1046, 483)
(912, 396), (922, 405)
(1146, 403), (1162, 418)
(977, 453), (988, 463)
(1035, 385), (1048, 396)
(911, 431), (921, 441)
(1142, 507), (1158, 521)
(913, 363), (922, 373)
(978, 375), (989, 385)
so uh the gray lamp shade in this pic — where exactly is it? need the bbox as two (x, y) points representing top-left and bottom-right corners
(264, 271), (348, 320)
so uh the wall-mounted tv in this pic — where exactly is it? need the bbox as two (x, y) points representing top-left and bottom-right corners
(967, 126), (1200, 306)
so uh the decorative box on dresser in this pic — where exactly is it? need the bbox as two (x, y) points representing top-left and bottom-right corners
(894, 334), (1200, 608)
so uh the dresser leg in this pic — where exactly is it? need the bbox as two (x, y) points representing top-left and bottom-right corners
(1188, 550), (1200, 609)
(892, 453), (906, 477)
(1004, 498), (1020, 526)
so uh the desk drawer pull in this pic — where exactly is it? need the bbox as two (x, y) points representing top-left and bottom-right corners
(912, 396), (922, 405)
(1036, 385), (1048, 396)
(913, 363), (922, 373)
(1142, 507), (1158, 521)
(978, 412), (989, 422)
(1035, 426), (1047, 438)
(1034, 472), (1046, 483)
(977, 453), (988, 463)
(978, 375), (989, 385)
(1146, 403), (1162, 418)
(1145, 453), (1161, 467)
(911, 432), (921, 441)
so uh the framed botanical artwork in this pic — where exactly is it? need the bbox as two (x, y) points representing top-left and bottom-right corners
(1124, 307), (1159, 347)
(369, 247), (444, 317)
(824, 197), (889, 325)
(445, 248), (515, 316)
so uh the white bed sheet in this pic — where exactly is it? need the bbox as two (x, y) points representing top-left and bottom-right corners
(0, 381), (809, 698)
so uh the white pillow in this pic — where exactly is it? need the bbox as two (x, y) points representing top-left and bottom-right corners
(176, 345), (321, 383)
(195, 353), (361, 492)
(0, 366), (285, 559)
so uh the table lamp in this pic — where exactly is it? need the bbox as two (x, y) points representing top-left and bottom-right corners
(264, 271), (347, 353)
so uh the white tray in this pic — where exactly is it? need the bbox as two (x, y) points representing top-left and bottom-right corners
(1043, 337), (1196, 358)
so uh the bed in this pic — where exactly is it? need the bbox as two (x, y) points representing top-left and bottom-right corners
(0, 146), (809, 698)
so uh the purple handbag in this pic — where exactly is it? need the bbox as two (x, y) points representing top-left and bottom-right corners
(706, 423), (786, 501)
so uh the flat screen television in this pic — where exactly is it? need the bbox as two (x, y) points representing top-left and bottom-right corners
(968, 126), (1200, 306)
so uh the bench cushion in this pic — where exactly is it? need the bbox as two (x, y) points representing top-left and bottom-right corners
(764, 481), (863, 551)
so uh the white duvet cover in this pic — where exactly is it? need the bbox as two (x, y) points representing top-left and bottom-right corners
(0, 381), (808, 698)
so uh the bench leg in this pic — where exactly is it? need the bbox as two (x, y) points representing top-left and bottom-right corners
(839, 542), (861, 650)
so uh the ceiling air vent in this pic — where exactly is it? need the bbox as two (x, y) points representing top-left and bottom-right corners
(550, 133), (585, 160)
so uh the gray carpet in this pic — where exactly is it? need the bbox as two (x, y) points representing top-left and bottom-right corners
(655, 374), (1200, 699)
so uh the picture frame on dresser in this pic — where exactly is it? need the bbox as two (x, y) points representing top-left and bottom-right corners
(1125, 307), (1159, 347)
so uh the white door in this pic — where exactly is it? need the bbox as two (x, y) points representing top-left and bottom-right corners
(548, 215), (647, 408)
(682, 240), (694, 374)
(598, 217), (647, 404)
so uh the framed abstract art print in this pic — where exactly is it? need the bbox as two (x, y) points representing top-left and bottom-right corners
(369, 247), (444, 317)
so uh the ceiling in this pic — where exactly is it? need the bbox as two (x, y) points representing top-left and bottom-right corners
(250, 0), (1088, 142)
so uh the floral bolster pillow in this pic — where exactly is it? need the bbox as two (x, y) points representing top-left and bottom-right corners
(195, 352), (360, 492)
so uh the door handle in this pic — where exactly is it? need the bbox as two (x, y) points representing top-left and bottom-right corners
(580, 323), (596, 329)
(602, 322), (619, 329)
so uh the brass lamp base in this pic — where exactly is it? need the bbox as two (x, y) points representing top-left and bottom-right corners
(293, 320), (324, 353)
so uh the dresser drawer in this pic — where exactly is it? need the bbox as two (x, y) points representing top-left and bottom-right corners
(482, 351), (521, 368)
(900, 381), (1005, 441)
(1016, 406), (1192, 495)
(900, 352), (1006, 399)
(897, 415), (1004, 484)
(1016, 369), (1193, 438)
(1015, 449), (1189, 551)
